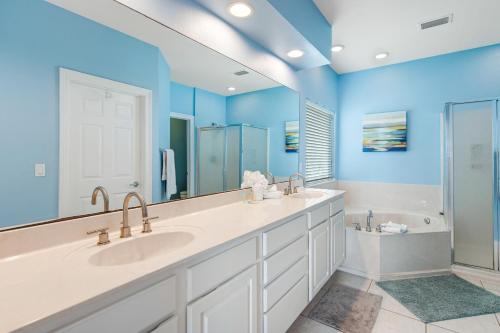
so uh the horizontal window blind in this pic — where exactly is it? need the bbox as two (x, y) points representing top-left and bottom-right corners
(305, 102), (335, 182)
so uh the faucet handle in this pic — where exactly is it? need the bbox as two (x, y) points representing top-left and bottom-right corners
(87, 227), (110, 245)
(142, 216), (159, 233)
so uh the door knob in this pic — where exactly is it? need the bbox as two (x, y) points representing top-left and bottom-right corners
(129, 181), (140, 188)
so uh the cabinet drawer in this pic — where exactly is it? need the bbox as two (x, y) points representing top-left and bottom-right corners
(309, 203), (330, 229)
(330, 196), (344, 217)
(263, 215), (307, 257)
(263, 235), (307, 285)
(58, 276), (176, 333)
(187, 237), (257, 302)
(263, 256), (307, 312)
(263, 276), (308, 333)
(151, 315), (177, 333)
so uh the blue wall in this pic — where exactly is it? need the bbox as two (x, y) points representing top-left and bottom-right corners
(338, 44), (500, 185)
(171, 82), (195, 116)
(0, 0), (170, 227)
(296, 65), (340, 177)
(194, 88), (227, 127)
(268, 0), (332, 59)
(227, 86), (300, 177)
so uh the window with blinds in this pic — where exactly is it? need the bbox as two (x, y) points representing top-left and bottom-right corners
(305, 102), (335, 182)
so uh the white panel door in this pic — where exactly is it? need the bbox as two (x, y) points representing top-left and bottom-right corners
(187, 265), (257, 333)
(309, 220), (330, 299)
(64, 82), (142, 216)
(332, 211), (346, 270)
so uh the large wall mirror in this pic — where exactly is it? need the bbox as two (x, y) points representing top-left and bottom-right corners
(0, 0), (300, 230)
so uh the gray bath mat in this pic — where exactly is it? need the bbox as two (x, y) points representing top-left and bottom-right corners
(377, 274), (500, 323)
(307, 284), (382, 333)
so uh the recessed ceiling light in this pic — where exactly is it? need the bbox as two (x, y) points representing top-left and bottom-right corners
(375, 52), (389, 60)
(227, 87), (236, 92)
(287, 49), (304, 58)
(331, 45), (344, 53)
(228, 2), (253, 18)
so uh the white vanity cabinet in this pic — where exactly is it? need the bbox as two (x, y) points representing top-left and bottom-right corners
(308, 219), (330, 299)
(33, 192), (347, 333)
(187, 265), (258, 333)
(57, 276), (177, 333)
(330, 196), (346, 274)
(262, 214), (308, 333)
(186, 237), (258, 333)
(331, 211), (346, 271)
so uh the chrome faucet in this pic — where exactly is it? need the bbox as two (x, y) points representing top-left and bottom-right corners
(287, 172), (305, 195)
(121, 192), (150, 238)
(366, 209), (373, 232)
(91, 186), (110, 212)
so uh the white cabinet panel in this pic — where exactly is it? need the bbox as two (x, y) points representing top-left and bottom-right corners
(58, 276), (176, 333)
(330, 197), (344, 217)
(187, 265), (257, 333)
(263, 256), (307, 312)
(332, 211), (346, 270)
(263, 276), (308, 333)
(263, 214), (307, 257)
(187, 237), (257, 302)
(151, 315), (177, 333)
(309, 221), (330, 299)
(263, 235), (307, 284)
(309, 204), (330, 229)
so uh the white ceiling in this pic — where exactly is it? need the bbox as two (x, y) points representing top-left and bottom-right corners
(314, 0), (500, 74)
(47, 0), (279, 96)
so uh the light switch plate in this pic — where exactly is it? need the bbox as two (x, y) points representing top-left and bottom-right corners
(35, 163), (46, 177)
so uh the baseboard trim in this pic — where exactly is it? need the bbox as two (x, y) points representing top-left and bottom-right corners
(339, 266), (451, 281)
(452, 264), (500, 281)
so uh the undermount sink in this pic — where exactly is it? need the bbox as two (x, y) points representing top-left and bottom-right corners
(290, 191), (324, 199)
(89, 231), (194, 266)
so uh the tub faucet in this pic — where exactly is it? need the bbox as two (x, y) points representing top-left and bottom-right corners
(366, 210), (373, 232)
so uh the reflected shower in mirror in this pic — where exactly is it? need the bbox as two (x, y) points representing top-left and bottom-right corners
(0, 0), (299, 229)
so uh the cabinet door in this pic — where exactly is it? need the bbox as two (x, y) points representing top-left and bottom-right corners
(333, 211), (346, 269)
(187, 265), (257, 333)
(309, 221), (330, 299)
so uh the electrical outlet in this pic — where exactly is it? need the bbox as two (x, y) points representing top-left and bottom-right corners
(35, 163), (46, 177)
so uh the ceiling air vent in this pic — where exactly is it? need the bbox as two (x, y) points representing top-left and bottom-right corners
(420, 14), (453, 30)
(234, 70), (249, 76)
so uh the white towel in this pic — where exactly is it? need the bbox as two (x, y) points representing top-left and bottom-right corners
(162, 149), (177, 200)
(381, 221), (408, 233)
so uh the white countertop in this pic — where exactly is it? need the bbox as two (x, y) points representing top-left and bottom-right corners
(0, 189), (344, 332)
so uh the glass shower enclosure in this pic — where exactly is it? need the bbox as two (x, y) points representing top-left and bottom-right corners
(444, 99), (499, 270)
(197, 124), (269, 196)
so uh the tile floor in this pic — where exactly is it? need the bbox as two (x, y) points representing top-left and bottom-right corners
(287, 270), (500, 333)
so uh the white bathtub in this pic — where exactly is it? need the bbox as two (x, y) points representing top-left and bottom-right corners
(341, 210), (452, 281)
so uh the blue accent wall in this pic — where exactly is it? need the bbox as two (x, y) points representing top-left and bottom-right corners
(296, 65), (340, 177)
(194, 88), (227, 127)
(338, 44), (500, 185)
(0, 0), (171, 227)
(227, 86), (300, 177)
(171, 82), (195, 116)
(268, 0), (332, 59)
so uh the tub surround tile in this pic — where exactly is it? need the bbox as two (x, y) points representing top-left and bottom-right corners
(337, 180), (442, 216)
